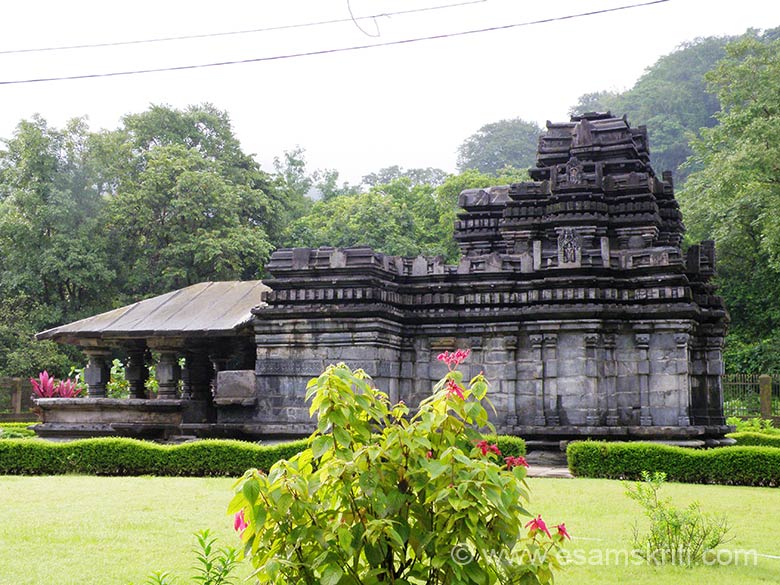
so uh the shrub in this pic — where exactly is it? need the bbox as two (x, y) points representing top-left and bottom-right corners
(567, 441), (780, 486)
(0, 424), (36, 439)
(494, 434), (526, 457)
(726, 416), (780, 434)
(0, 433), (520, 477)
(625, 471), (730, 565)
(132, 530), (239, 585)
(0, 437), (309, 476)
(229, 357), (565, 584)
(727, 431), (780, 448)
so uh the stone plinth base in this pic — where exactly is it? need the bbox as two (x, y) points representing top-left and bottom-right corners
(32, 398), (196, 441)
(515, 424), (733, 442)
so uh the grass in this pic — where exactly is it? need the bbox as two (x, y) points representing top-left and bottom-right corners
(0, 475), (779, 584)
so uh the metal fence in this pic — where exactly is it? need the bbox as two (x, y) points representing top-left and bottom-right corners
(723, 373), (780, 418)
(723, 373), (761, 417)
(774, 377), (780, 417)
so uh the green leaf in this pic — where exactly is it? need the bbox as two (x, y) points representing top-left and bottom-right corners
(320, 565), (343, 585)
(333, 426), (351, 449)
(426, 460), (449, 480)
(226, 492), (246, 515)
(242, 480), (260, 506)
(312, 435), (332, 459)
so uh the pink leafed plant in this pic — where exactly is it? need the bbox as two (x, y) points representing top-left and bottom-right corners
(56, 378), (83, 398)
(30, 371), (57, 397)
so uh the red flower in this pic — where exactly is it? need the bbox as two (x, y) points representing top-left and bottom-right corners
(437, 349), (471, 370)
(557, 523), (571, 540)
(476, 440), (501, 457)
(504, 455), (529, 470)
(446, 379), (465, 399)
(426, 450), (433, 459)
(525, 515), (551, 538)
(233, 509), (248, 533)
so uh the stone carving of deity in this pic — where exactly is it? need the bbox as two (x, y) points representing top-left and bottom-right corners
(559, 229), (579, 264)
(565, 156), (584, 185)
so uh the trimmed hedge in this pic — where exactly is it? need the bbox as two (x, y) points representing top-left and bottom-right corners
(727, 431), (780, 448)
(494, 435), (526, 457)
(0, 437), (308, 476)
(0, 434), (525, 476)
(0, 423), (36, 439)
(567, 441), (780, 486)
(0, 422), (35, 430)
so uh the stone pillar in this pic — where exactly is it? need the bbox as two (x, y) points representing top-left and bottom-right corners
(84, 348), (112, 398)
(531, 334), (546, 425)
(209, 352), (230, 396)
(484, 336), (517, 428)
(504, 335), (519, 428)
(413, 338), (432, 406)
(760, 375), (773, 419)
(635, 333), (652, 425)
(705, 339), (726, 425)
(543, 333), (560, 425)
(584, 333), (600, 426)
(674, 333), (692, 426)
(156, 350), (181, 399)
(125, 348), (148, 399)
(181, 348), (214, 401)
(603, 334), (619, 425)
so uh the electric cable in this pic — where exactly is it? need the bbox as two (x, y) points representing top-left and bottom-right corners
(0, 0), (672, 86)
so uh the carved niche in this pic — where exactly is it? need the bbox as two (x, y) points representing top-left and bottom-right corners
(558, 228), (582, 266)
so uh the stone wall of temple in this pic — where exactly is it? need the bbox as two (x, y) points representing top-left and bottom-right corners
(248, 113), (729, 441)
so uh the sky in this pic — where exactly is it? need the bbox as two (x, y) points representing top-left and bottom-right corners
(0, 0), (779, 184)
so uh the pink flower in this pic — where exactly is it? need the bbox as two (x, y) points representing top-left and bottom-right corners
(504, 455), (529, 470)
(525, 515), (552, 538)
(437, 349), (471, 370)
(30, 371), (57, 397)
(446, 379), (465, 400)
(476, 440), (501, 457)
(233, 509), (248, 533)
(426, 450), (433, 459)
(56, 378), (82, 398)
(557, 523), (571, 540)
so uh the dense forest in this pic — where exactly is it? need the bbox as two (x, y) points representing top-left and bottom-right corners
(1, 27), (779, 377)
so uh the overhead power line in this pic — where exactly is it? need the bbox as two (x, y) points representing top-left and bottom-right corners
(0, 0), (487, 55)
(0, 0), (671, 86)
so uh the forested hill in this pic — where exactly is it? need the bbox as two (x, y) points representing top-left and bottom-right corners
(1, 27), (779, 377)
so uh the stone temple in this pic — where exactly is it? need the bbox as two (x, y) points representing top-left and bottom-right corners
(35, 113), (731, 444)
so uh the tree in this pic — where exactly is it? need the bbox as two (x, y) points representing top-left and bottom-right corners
(0, 116), (111, 375)
(272, 147), (314, 215)
(362, 165), (448, 188)
(106, 143), (272, 295)
(284, 177), (446, 257)
(0, 104), (280, 376)
(570, 36), (732, 183)
(0, 116), (114, 317)
(99, 104), (277, 297)
(286, 168), (529, 263)
(679, 34), (780, 371)
(456, 118), (542, 175)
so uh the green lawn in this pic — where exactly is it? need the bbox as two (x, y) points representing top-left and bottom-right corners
(0, 475), (778, 584)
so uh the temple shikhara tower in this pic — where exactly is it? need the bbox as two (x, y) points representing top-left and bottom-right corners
(36, 113), (731, 443)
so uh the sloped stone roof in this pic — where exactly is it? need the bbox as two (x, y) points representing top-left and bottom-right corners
(37, 281), (268, 344)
